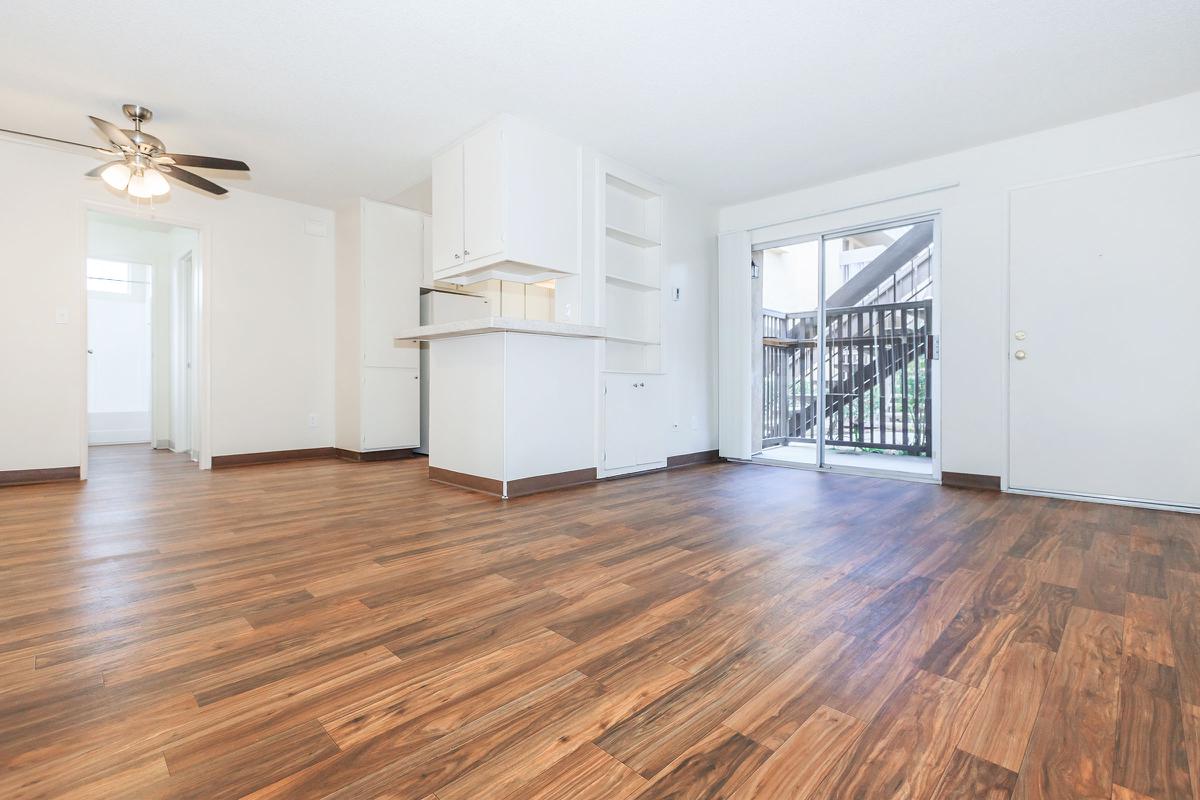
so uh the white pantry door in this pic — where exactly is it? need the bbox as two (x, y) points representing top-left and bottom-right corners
(1008, 155), (1200, 509)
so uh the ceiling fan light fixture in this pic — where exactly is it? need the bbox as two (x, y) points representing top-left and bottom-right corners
(100, 161), (131, 191)
(142, 168), (169, 196)
(128, 168), (169, 198)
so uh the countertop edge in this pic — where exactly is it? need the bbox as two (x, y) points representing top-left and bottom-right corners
(395, 317), (606, 342)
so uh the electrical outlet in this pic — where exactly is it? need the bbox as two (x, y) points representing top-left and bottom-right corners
(308, 413), (318, 428)
(55, 308), (69, 324)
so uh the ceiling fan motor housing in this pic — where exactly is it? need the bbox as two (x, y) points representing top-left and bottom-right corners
(122, 104), (153, 125)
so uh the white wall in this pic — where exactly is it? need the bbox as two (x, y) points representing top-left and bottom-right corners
(0, 139), (336, 472)
(719, 91), (1200, 478)
(660, 187), (719, 457)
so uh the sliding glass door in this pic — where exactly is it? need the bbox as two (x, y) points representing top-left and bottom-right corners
(756, 239), (820, 467)
(754, 216), (937, 478)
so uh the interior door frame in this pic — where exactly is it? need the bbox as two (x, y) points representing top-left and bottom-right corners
(750, 211), (943, 483)
(178, 250), (199, 461)
(80, 201), (213, 478)
(1002, 149), (1200, 513)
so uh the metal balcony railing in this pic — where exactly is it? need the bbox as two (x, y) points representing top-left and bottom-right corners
(763, 299), (932, 456)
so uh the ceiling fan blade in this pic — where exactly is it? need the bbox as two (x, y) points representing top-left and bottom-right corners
(89, 116), (135, 149)
(165, 165), (227, 195)
(163, 153), (249, 171)
(85, 160), (124, 177)
(0, 126), (115, 154)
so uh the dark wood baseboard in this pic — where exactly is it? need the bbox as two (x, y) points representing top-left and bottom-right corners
(666, 449), (721, 469)
(211, 447), (336, 469)
(334, 448), (419, 463)
(428, 466), (504, 497)
(942, 471), (1002, 491)
(0, 466), (81, 487)
(507, 467), (596, 498)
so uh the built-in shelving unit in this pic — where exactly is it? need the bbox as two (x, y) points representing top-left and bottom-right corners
(601, 170), (663, 373)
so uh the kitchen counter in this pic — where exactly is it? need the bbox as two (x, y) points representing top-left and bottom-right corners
(396, 317), (604, 344)
(400, 317), (602, 499)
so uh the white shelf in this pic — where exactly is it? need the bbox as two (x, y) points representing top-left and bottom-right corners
(606, 273), (660, 291)
(606, 173), (659, 200)
(601, 163), (663, 375)
(606, 226), (661, 249)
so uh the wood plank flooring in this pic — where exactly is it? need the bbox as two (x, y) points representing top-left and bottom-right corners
(1, 445), (1198, 799)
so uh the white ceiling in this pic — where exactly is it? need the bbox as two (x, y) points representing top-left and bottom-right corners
(2, 0), (1198, 210)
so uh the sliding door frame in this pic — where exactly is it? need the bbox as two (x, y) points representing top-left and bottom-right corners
(751, 211), (942, 483)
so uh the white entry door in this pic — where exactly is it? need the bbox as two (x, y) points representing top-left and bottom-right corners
(1008, 155), (1200, 509)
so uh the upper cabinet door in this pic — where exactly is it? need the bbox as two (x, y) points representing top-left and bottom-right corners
(361, 201), (423, 369)
(462, 122), (505, 264)
(431, 143), (464, 272)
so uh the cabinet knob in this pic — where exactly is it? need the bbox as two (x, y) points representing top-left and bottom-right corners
(1014, 350), (1027, 360)
(463, 249), (470, 257)
(453, 252), (461, 260)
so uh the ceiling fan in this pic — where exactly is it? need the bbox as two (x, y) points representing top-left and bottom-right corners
(0, 103), (249, 198)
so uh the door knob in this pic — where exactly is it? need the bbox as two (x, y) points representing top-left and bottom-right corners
(1014, 350), (1027, 360)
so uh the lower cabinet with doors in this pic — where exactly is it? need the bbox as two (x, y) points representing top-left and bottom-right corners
(601, 372), (666, 475)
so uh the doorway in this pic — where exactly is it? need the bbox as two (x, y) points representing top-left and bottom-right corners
(751, 216), (939, 480)
(85, 210), (203, 473)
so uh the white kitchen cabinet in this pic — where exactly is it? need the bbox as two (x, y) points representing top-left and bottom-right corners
(335, 198), (425, 454)
(462, 122), (505, 264)
(361, 200), (423, 369)
(362, 367), (419, 449)
(432, 115), (580, 285)
(602, 373), (666, 472)
(431, 143), (465, 273)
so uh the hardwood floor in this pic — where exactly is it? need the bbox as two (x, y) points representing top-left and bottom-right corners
(1, 445), (1198, 799)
